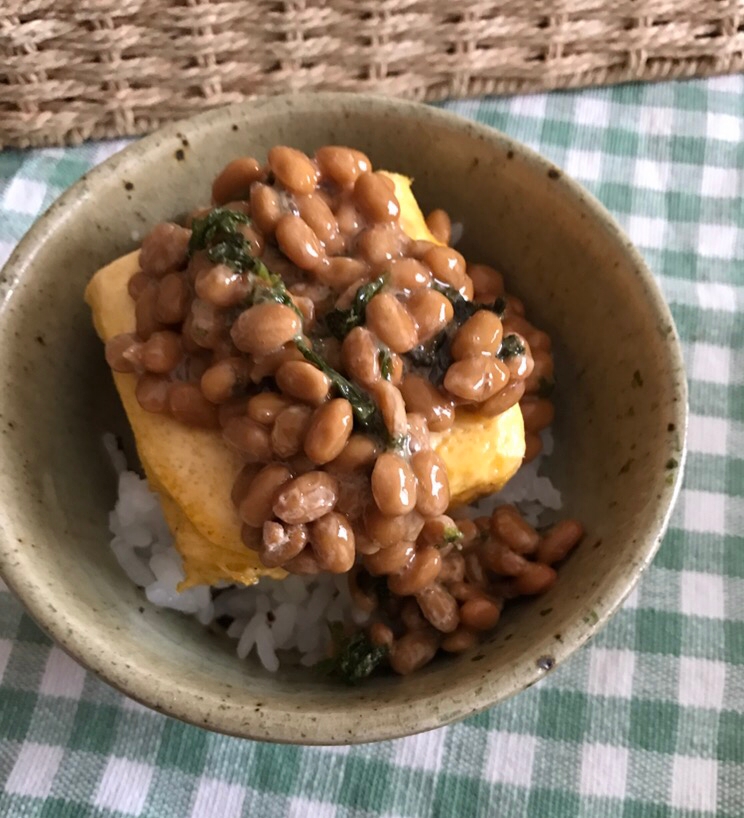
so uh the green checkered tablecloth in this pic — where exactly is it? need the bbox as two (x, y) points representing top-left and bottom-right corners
(1, 78), (743, 818)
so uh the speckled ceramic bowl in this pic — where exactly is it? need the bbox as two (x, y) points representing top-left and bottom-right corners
(0, 94), (687, 744)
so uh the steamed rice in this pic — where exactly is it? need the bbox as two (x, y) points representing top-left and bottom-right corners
(104, 432), (560, 671)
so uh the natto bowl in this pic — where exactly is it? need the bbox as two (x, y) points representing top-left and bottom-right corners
(0, 93), (687, 743)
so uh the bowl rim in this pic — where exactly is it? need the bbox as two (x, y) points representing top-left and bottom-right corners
(0, 92), (688, 743)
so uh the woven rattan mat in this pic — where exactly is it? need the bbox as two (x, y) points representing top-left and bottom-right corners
(2, 1), (744, 149)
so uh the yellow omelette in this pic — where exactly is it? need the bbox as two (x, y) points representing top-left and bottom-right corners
(85, 174), (524, 588)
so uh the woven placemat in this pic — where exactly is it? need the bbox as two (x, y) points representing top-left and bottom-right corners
(2, 0), (743, 149)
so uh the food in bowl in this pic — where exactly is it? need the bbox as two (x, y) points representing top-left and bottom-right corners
(85, 145), (583, 679)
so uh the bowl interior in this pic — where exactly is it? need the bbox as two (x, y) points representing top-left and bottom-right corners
(0, 95), (686, 743)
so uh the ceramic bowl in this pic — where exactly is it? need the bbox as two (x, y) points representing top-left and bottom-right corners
(0, 94), (687, 743)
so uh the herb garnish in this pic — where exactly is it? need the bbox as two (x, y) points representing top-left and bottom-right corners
(325, 275), (386, 340)
(432, 282), (506, 323)
(378, 347), (393, 381)
(189, 207), (301, 316)
(406, 286), (508, 384)
(316, 622), (389, 684)
(442, 525), (464, 545)
(188, 207), (251, 256)
(250, 258), (302, 314)
(294, 338), (384, 434)
(497, 333), (526, 359)
(407, 330), (451, 384)
(206, 232), (252, 270)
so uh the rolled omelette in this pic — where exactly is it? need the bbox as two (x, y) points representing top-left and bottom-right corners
(85, 175), (525, 589)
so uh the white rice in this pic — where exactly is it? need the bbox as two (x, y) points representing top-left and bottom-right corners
(103, 431), (559, 671)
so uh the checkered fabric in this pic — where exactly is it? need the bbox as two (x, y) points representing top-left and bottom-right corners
(1, 77), (743, 818)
